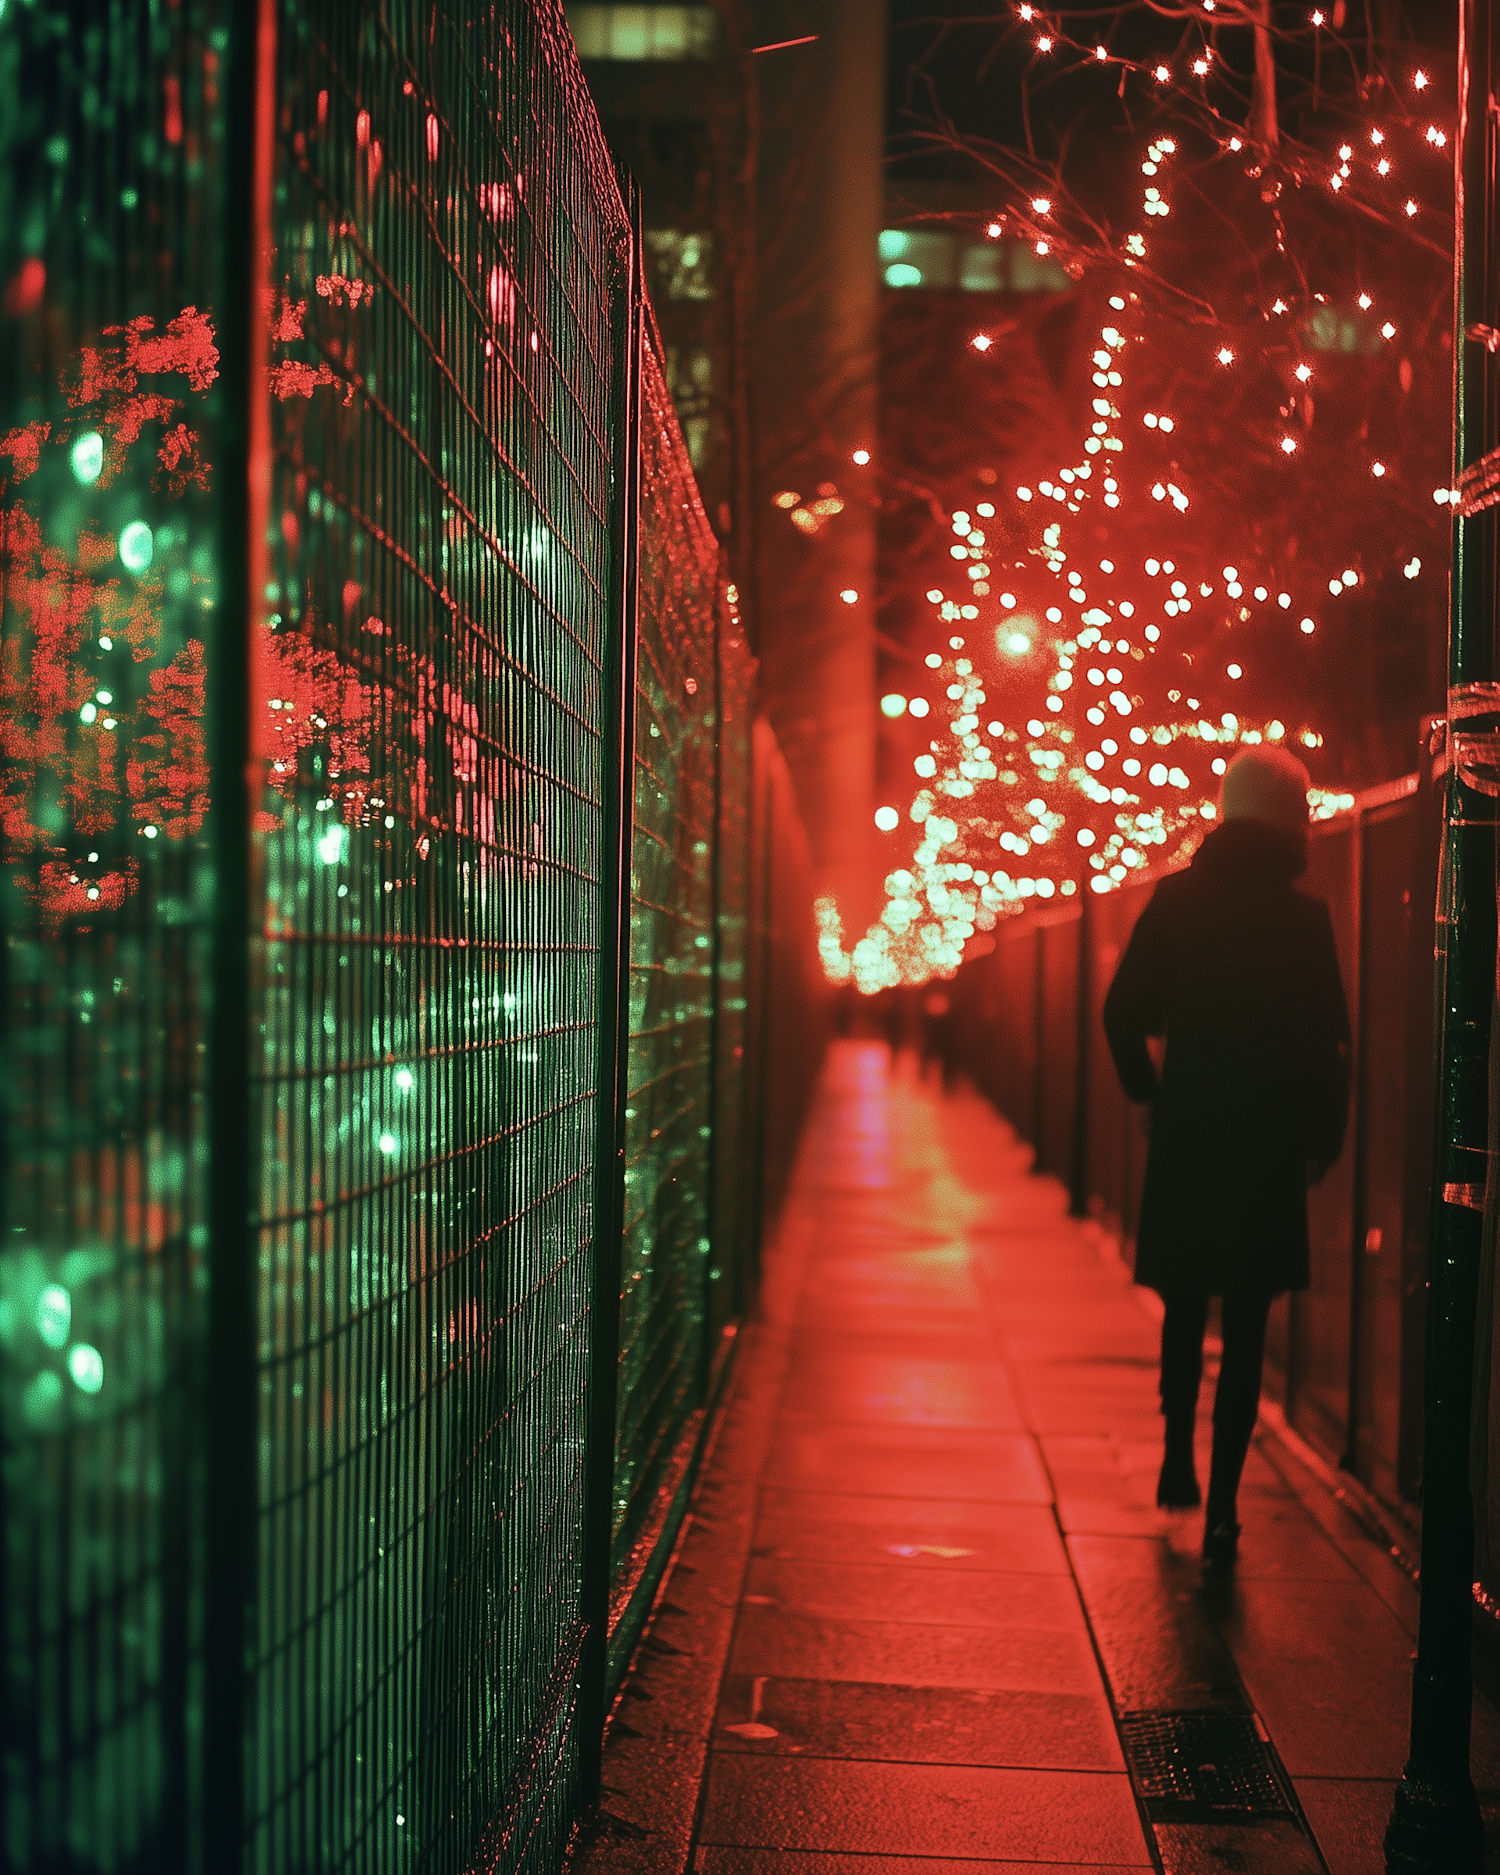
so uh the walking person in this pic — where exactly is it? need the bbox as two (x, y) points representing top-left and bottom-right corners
(1102, 745), (1351, 1566)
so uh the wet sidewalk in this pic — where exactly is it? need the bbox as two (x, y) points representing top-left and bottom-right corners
(574, 1041), (1500, 1874)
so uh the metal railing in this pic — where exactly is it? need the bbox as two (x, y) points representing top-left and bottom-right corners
(0, 4), (820, 1870)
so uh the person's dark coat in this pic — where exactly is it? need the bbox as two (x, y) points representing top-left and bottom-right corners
(1102, 817), (1351, 1296)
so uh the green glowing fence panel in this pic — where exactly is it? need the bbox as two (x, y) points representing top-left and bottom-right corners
(608, 327), (720, 1669)
(247, 6), (626, 1873)
(1, 4), (233, 1867)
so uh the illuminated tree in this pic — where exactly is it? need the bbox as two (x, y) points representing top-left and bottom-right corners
(825, 8), (1454, 988)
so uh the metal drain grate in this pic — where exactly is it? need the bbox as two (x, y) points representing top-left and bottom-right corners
(1121, 1711), (1295, 1821)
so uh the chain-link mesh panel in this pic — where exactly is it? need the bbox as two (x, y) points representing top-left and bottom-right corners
(607, 324), (720, 1673)
(248, 5), (627, 1872)
(1, 6), (233, 1867)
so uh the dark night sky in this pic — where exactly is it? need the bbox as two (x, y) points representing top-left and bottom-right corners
(883, 3), (1458, 181)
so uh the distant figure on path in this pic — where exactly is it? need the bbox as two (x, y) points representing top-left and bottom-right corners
(1102, 746), (1350, 1567)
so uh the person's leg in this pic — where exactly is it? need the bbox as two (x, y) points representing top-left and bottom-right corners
(1204, 1291), (1275, 1550)
(1157, 1293), (1210, 1507)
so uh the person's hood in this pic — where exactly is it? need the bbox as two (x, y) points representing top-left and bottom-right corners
(1190, 815), (1308, 882)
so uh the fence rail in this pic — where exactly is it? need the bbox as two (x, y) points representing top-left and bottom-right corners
(0, 5), (820, 1871)
(934, 755), (1443, 1543)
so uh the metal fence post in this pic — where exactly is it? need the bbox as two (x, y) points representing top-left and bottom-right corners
(1069, 894), (1092, 1218)
(702, 574), (727, 1388)
(203, 2), (275, 1861)
(1386, 3), (1493, 1864)
(1345, 808), (1371, 1477)
(746, 726), (776, 1294)
(579, 178), (643, 1808)
(1032, 927), (1046, 1156)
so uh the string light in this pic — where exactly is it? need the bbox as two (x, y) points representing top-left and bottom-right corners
(823, 288), (1333, 985)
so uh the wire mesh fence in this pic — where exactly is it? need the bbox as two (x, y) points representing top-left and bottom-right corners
(607, 322), (721, 1674)
(247, 5), (630, 1871)
(1, 4), (818, 1872)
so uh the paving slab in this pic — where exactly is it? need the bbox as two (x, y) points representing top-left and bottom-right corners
(1153, 1819), (1324, 1873)
(711, 1673), (1124, 1770)
(696, 1756), (1150, 1864)
(1293, 1778), (1397, 1875)
(696, 1855), (1151, 1873)
(1068, 1535), (1245, 1713)
(741, 1556), (1087, 1627)
(1212, 1575), (1415, 1777)
(727, 1605), (1103, 1695)
(776, 1349), (1024, 1431)
(761, 1423), (1052, 1504)
(751, 1492), (1071, 1574)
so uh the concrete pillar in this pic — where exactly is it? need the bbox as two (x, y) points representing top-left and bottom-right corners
(749, 0), (885, 935)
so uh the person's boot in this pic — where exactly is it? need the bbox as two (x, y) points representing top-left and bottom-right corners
(1156, 1419), (1200, 1508)
(1202, 1421), (1252, 1567)
(1201, 1508), (1240, 1567)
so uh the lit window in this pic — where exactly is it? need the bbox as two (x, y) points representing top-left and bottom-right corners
(645, 229), (714, 301)
(877, 229), (1069, 295)
(568, 5), (719, 59)
(960, 247), (1003, 292)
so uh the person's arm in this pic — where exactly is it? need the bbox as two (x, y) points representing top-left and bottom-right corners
(1302, 901), (1353, 1177)
(1102, 890), (1173, 1104)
